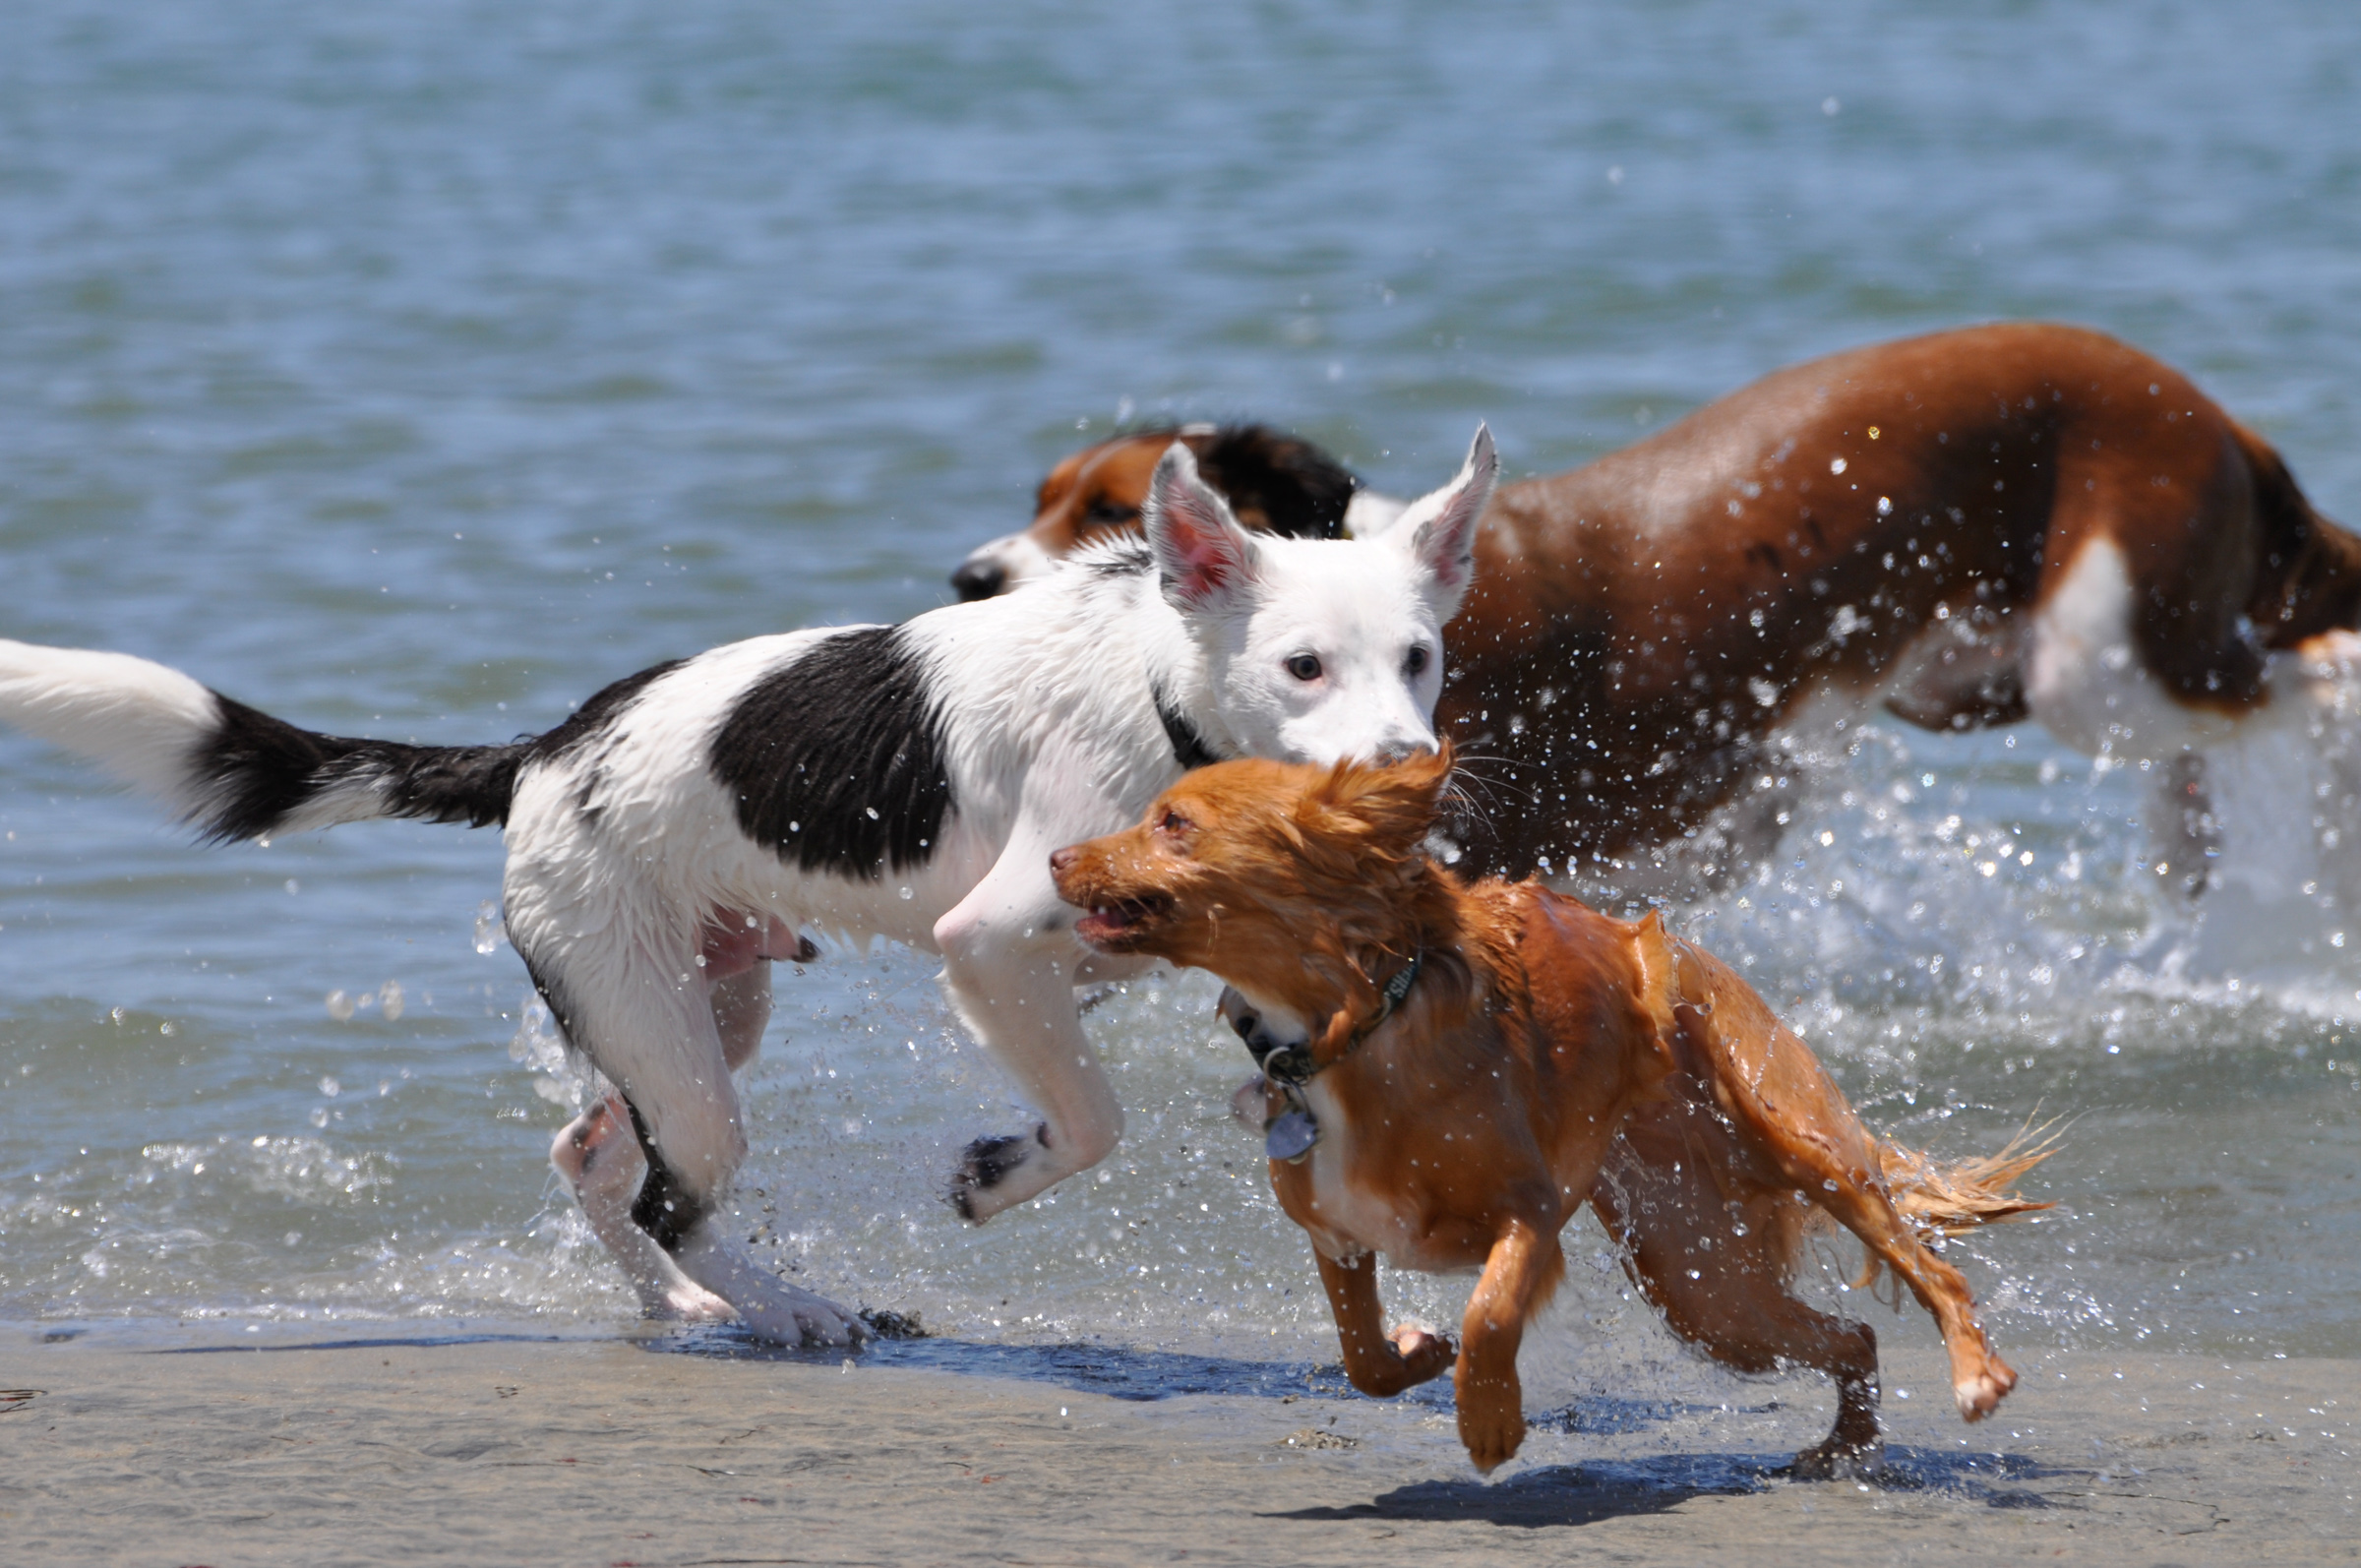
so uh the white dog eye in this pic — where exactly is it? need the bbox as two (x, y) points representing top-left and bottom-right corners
(1285, 653), (1323, 682)
(1405, 644), (1429, 677)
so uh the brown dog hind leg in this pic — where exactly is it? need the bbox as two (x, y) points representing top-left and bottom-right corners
(1795, 1160), (2016, 1423)
(1312, 1249), (1456, 1398)
(1452, 1215), (1566, 1473)
(1665, 944), (2017, 1425)
(1593, 1141), (1883, 1478)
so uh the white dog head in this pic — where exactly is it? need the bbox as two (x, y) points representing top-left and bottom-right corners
(1147, 426), (1495, 765)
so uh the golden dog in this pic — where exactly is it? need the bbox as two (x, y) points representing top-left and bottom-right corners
(1050, 750), (2050, 1473)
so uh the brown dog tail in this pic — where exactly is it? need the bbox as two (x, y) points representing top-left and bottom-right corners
(1842, 1122), (2058, 1298)
(1874, 1122), (2058, 1237)
(2238, 420), (2361, 646)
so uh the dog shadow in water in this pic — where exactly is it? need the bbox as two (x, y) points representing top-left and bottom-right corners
(648, 1321), (1358, 1404)
(651, 1326), (2065, 1516)
(652, 1321), (1766, 1419)
(1269, 1447), (2061, 1530)
(652, 1322), (1725, 1417)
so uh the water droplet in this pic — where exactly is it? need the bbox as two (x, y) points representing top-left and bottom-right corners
(899, 885), (914, 900)
(325, 990), (355, 1021)
(320, 1076), (341, 1098)
(474, 902), (506, 955)
(866, 807), (880, 820)
(380, 981), (404, 1022)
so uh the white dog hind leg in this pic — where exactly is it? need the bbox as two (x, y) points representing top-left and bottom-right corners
(661, 958), (870, 1343)
(668, 1220), (869, 1346)
(550, 1097), (732, 1322)
(531, 925), (863, 1347)
(546, 961), (779, 1323)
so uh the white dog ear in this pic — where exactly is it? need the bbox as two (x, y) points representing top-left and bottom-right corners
(1146, 443), (1259, 611)
(1390, 424), (1495, 617)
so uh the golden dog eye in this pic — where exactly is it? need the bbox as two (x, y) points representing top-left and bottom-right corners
(1161, 811), (1189, 833)
(1285, 653), (1322, 682)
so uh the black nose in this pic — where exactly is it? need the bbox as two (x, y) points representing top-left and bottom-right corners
(951, 560), (1005, 601)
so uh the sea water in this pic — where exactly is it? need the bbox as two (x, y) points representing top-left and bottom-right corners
(4, 1), (2359, 1399)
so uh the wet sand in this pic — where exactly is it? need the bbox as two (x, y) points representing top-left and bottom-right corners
(3, 1325), (2355, 1566)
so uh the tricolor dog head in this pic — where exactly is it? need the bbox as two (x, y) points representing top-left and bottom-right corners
(1049, 748), (1457, 995)
(951, 424), (1362, 601)
(1151, 426), (1493, 766)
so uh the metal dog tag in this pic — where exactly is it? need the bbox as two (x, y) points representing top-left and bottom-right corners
(1265, 1109), (1319, 1164)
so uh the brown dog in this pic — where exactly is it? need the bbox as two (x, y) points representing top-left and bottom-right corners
(981, 325), (2361, 885)
(1050, 750), (2049, 1474)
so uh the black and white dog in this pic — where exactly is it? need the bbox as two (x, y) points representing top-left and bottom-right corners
(0, 433), (1495, 1345)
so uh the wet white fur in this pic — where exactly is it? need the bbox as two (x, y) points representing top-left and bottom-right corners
(0, 429), (1497, 1347)
(0, 645), (220, 807)
(2024, 538), (2245, 760)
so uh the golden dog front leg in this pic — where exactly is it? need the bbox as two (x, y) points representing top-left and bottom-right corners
(1454, 1217), (1564, 1473)
(1312, 1249), (1455, 1398)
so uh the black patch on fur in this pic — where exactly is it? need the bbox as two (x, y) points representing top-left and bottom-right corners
(189, 659), (688, 844)
(1182, 426), (1360, 541)
(708, 626), (953, 879)
(623, 1097), (709, 1255)
(1153, 687), (1229, 771)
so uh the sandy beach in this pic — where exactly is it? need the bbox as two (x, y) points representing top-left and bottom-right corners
(3, 1323), (2353, 1567)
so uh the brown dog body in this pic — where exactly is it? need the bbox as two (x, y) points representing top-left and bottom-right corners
(1052, 753), (2045, 1473)
(979, 325), (2361, 881)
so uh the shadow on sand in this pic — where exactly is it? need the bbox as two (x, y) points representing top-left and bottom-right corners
(1268, 1446), (2062, 1529)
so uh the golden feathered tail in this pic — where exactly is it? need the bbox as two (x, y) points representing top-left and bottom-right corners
(1839, 1120), (2060, 1298)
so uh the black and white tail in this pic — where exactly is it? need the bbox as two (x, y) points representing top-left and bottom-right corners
(0, 639), (528, 842)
